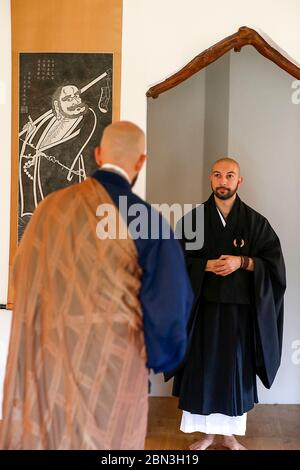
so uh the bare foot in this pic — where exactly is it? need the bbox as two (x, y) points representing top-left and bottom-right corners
(189, 434), (215, 450)
(222, 435), (247, 450)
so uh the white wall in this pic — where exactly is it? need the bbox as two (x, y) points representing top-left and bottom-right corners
(121, 0), (300, 125)
(120, 0), (147, 198)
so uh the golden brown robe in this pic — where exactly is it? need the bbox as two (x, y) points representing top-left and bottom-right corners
(0, 177), (148, 450)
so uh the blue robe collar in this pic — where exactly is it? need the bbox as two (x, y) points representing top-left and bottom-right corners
(92, 169), (132, 192)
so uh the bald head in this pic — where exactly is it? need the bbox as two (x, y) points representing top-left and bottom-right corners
(95, 121), (146, 183)
(211, 157), (240, 176)
(209, 156), (243, 200)
(101, 121), (145, 162)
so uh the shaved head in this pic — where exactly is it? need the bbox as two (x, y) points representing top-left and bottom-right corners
(211, 157), (240, 176)
(100, 121), (145, 165)
(210, 156), (243, 200)
(95, 121), (146, 184)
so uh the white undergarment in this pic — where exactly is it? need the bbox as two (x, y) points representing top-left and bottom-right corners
(180, 411), (247, 436)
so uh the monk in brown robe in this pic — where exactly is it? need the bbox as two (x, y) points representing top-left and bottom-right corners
(0, 121), (193, 450)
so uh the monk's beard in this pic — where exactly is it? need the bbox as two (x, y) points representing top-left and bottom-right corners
(212, 183), (239, 200)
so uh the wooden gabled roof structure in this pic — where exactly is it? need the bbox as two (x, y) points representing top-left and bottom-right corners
(146, 26), (300, 99)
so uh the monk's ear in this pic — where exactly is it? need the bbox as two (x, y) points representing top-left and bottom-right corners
(135, 154), (147, 172)
(94, 146), (102, 166)
(238, 176), (244, 185)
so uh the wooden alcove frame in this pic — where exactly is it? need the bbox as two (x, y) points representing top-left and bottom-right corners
(146, 26), (300, 99)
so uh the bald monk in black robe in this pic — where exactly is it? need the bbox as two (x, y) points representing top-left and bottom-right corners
(168, 158), (286, 450)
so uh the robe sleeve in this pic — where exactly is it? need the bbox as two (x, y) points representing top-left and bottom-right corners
(139, 236), (194, 374)
(252, 217), (286, 388)
(176, 211), (208, 299)
(162, 216), (206, 382)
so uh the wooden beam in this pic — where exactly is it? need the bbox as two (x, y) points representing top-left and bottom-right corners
(146, 26), (300, 99)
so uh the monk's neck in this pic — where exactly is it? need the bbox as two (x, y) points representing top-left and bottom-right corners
(214, 194), (237, 220)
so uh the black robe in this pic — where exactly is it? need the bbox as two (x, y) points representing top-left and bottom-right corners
(166, 193), (286, 416)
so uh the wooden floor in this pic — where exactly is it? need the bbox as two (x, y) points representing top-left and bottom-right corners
(145, 397), (300, 450)
(1, 398), (299, 450)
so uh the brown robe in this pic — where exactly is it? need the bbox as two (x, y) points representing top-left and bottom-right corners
(0, 177), (148, 450)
